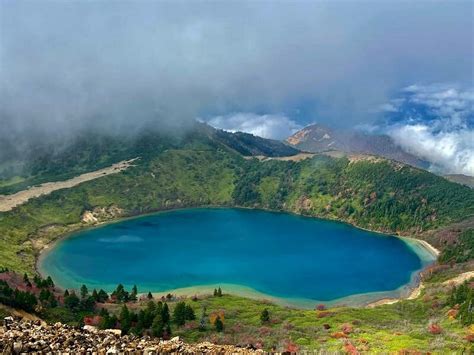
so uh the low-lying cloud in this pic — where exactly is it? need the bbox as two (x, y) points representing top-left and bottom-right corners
(206, 113), (302, 140)
(1, 0), (471, 150)
(381, 84), (474, 176)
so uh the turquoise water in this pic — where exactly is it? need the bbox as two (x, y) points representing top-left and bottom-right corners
(40, 208), (433, 306)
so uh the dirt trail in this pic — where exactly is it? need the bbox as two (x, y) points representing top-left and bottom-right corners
(367, 270), (474, 308)
(245, 153), (316, 162)
(0, 158), (138, 212)
(442, 271), (474, 286)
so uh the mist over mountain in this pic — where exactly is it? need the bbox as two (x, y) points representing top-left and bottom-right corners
(1, 0), (472, 157)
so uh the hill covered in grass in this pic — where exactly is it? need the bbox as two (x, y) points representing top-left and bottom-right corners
(0, 123), (298, 195)
(0, 125), (473, 274)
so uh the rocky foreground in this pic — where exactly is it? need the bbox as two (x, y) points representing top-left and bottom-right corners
(0, 318), (261, 354)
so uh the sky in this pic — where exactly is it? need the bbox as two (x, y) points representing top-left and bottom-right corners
(0, 0), (472, 174)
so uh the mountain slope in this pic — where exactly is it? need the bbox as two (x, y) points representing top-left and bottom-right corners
(286, 124), (429, 169)
(0, 122), (299, 195)
(0, 127), (473, 274)
(445, 174), (474, 188)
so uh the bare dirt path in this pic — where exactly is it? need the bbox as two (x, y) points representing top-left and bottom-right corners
(0, 158), (138, 212)
(442, 271), (474, 286)
(367, 270), (474, 308)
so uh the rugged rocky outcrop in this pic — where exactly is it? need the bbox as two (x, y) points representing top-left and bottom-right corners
(286, 124), (429, 169)
(0, 318), (260, 354)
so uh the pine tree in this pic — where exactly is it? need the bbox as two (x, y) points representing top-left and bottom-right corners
(213, 288), (218, 297)
(215, 316), (224, 332)
(97, 289), (109, 303)
(130, 285), (138, 301)
(92, 289), (99, 301)
(151, 313), (164, 337)
(162, 302), (170, 324)
(120, 304), (132, 334)
(185, 304), (196, 320)
(46, 276), (54, 288)
(64, 289), (70, 297)
(260, 308), (270, 324)
(147, 292), (153, 300)
(48, 293), (58, 308)
(217, 287), (222, 297)
(80, 284), (89, 299)
(173, 301), (187, 326)
(64, 291), (80, 310)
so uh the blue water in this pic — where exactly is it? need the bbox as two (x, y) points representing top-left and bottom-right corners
(40, 208), (429, 303)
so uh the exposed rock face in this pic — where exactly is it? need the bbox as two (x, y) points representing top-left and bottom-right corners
(0, 318), (260, 354)
(286, 124), (429, 169)
(81, 211), (98, 224)
(81, 206), (124, 224)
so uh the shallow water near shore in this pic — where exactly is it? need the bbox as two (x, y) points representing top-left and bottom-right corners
(39, 208), (435, 307)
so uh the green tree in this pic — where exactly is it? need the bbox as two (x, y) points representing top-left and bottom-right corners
(173, 301), (187, 326)
(151, 313), (164, 337)
(185, 304), (196, 320)
(80, 284), (89, 299)
(92, 289), (98, 301)
(46, 276), (54, 288)
(260, 308), (270, 324)
(97, 289), (109, 303)
(217, 287), (222, 297)
(130, 285), (138, 301)
(162, 303), (170, 324)
(120, 304), (132, 334)
(147, 292), (153, 300)
(64, 291), (80, 310)
(215, 316), (224, 332)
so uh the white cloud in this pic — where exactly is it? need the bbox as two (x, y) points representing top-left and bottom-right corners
(384, 84), (474, 176)
(378, 103), (399, 112)
(206, 113), (302, 140)
(389, 124), (474, 176)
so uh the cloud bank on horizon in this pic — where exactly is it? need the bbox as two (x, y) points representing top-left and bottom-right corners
(0, 1), (472, 174)
(381, 84), (474, 176)
(206, 113), (302, 140)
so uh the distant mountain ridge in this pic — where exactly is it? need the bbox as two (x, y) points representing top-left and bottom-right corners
(0, 122), (299, 195)
(286, 124), (429, 169)
(444, 174), (474, 188)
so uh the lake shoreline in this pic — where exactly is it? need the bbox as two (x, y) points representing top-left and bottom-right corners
(36, 205), (439, 309)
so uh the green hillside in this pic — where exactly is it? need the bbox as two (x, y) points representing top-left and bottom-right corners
(1, 127), (474, 353)
(0, 127), (473, 274)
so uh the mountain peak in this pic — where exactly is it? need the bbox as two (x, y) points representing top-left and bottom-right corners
(286, 124), (429, 169)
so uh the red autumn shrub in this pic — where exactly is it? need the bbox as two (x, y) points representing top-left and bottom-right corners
(465, 333), (474, 342)
(341, 323), (353, 334)
(316, 304), (326, 311)
(285, 341), (299, 353)
(447, 308), (459, 319)
(317, 311), (334, 318)
(428, 323), (442, 334)
(344, 341), (359, 355)
(331, 332), (348, 339)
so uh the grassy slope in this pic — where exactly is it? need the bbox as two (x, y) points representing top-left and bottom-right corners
(0, 136), (473, 351)
(1, 142), (473, 274)
(169, 285), (468, 352)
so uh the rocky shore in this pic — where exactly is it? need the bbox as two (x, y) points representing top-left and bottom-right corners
(0, 318), (261, 354)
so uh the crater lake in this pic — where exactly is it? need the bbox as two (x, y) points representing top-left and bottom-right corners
(39, 208), (435, 307)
